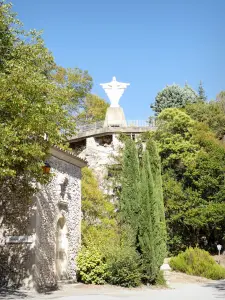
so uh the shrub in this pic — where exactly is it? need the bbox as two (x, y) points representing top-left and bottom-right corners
(76, 247), (107, 284)
(170, 247), (225, 280)
(82, 223), (118, 254)
(154, 270), (167, 286)
(106, 245), (142, 287)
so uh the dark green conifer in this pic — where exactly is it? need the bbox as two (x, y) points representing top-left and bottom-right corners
(198, 81), (207, 101)
(120, 138), (167, 283)
(138, 150), (158, 281)
(146, 140), (167, 269)
(120, 139), (140, 235)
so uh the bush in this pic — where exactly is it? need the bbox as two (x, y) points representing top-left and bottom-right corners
(76, 247), (107, 284)
(81, 223), (118, 254)
(106, 245), (142, 287)
(154, 270), (167, 286)
(170, 247), (225, 280)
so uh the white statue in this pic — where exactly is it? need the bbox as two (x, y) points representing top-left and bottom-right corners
(100, 76), (130, 107)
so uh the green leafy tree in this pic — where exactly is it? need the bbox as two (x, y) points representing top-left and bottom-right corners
(120, 139), (140, 235)
(81, 167), (115, 226)
(0, 2), (92, 182)
(81, 167), (116, 249)
(198, 81), (207, 101)
(216, 91), (225, 114)
(185, 101), (225, 140)
(77, 94), (109, 124)
(151, 84), (198, 115)
(153, 108), (225, 254)
(0, 2), (14, 70)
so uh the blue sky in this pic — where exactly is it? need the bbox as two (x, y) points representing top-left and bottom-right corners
(11, 0), (225, 120)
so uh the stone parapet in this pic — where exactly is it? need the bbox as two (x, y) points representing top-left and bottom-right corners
(70, 125), (155, 143)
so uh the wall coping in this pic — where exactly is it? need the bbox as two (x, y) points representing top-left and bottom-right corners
(50, 146), (86, 168)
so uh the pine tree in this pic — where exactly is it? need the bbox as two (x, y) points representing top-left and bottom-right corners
(120, 139), (140, 235)
(198, 81), (207, 101)
(138, 150), (158, 281)
(146, 140), (167, 268)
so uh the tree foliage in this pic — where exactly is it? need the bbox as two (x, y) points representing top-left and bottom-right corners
(216, 91), (225, 113)
(120, 138), (167, 282)
(138, 143), (167, 282)
(146, 140), (167, 266)
(185, 101), (225, 140)
(153, 108), (225, 254)
(80, 166), (142, 287)
(77, 94), (109, 124)
(198, 81), (207, 101)
(120, 139), (140, 234)
(81, 138), (167, 285)
(0, 2), (15, 71)
(151, 84), (198, 115)
(0, 2), (92, 182)
(138, 150), (157, 281)
(81, 167), (115, 249)
(81, 167), (115, 226)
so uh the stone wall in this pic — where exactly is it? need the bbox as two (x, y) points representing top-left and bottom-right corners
(0, 149), (84, 291)
(78, 134), (122, 191)
(34, 155), (82, 290)
(0, 176), (35, 288)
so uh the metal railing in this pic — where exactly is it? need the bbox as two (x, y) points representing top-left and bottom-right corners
(76, 118), (156, 133)
(76, 121), (104, 132)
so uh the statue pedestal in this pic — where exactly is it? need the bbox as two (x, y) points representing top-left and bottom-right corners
(104, 107), (127, 127)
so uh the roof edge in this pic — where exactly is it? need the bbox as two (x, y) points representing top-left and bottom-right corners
(50, 146), (86, 168)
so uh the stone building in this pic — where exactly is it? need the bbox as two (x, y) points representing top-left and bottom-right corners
(0, 146), (86, 290)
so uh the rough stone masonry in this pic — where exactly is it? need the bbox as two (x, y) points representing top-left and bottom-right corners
(0, 147), (86, 291)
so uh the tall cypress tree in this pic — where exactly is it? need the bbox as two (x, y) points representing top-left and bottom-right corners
(120, 138), (167, 282)
(120, 139), (140, 235)
(138, 150), (158, 281)
(146, 140), (167, 269)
